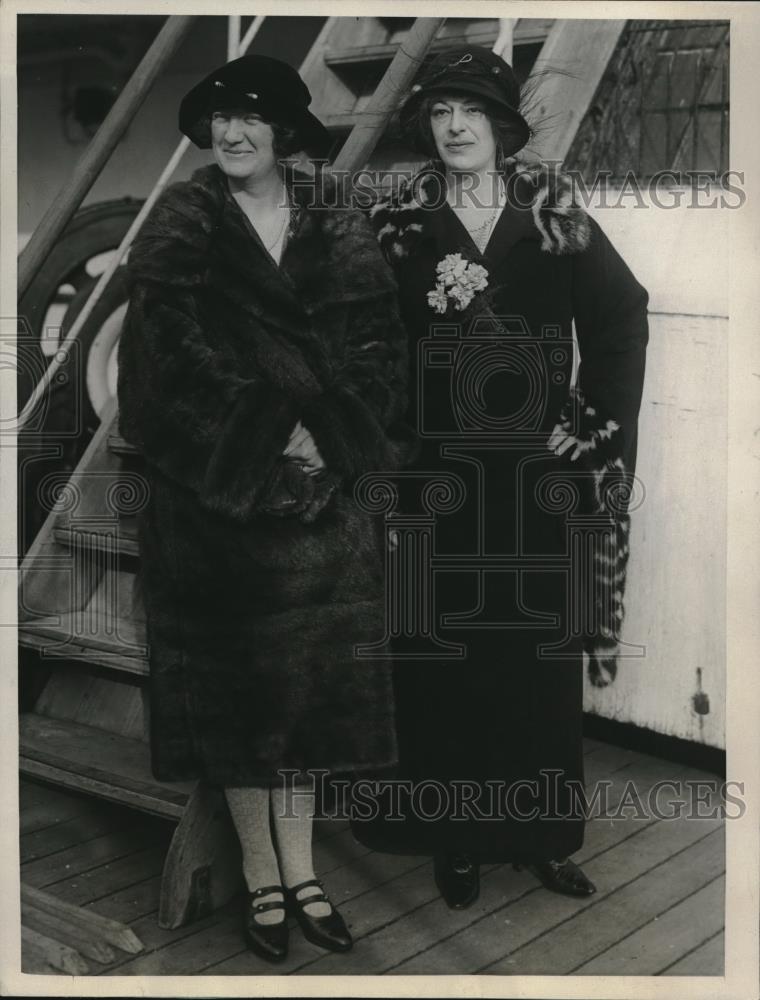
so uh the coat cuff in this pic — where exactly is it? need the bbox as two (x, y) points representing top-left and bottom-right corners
(557, 387), (623, 468)
(556, 389), (634, 690)
(200, 381), (301, 521)
(301, 388), (395, 480)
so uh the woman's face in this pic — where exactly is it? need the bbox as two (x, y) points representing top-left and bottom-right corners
(211, 108), (278, 181)
(429, 94), (497, 173)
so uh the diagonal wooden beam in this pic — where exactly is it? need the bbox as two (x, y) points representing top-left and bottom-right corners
(21, 883), (144, 956)
(527, 19), (627, 164)
(331, 17), (445, 173)
(670, 24), (729, 172)
(17, 15), (196, 299)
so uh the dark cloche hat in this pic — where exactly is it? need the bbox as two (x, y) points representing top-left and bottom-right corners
(400, 46), (530, 151)
(179, 53), (331, 153)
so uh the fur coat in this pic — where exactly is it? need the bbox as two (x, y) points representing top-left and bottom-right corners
(369, 160), (650, 686)
(117, 163), (409, 786)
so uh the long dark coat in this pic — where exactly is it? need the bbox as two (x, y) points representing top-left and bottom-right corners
(117, 163), (409, 787)
(350, 162), (649, 863)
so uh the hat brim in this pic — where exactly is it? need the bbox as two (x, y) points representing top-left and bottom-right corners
(400, 76), (531, 151)
(180, 87), (332, 155)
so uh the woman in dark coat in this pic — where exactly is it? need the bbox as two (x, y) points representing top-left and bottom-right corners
(116, 55), (408, 961)
(350, 47), (649, 909)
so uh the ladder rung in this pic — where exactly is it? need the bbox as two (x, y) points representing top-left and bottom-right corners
(323, 112), (369, 132)
(108, 433), (139, 456)
(53, 519), (139, 558)
(323, 22), (552, 71)
(19, 611), (148, 677)
(325, 36), (493, 68)
(19, 714), (194, 820)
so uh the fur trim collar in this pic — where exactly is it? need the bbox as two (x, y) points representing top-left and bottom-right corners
(369, 160), (591, 262)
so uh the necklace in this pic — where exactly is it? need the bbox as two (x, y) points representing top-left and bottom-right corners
(233, 181), (291, 253)
(450, 176), (506, 251)
(464, 208), (499, 234)
(260, 208), (289, 252)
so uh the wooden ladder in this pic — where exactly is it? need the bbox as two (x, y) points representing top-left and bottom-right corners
(19, 400), (243, 929)
(299, 15), (554, 147)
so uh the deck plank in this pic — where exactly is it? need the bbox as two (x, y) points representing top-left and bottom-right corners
(111, 909), (258, 976)
(20, 778), (62, 811)
(22, 823), (157, 889)
(662, 929), (724, 976)
(21, 801), (133, 863)
(489, 831), (724, 974)
(294, 753), (707, 975)
(20, 784), (100, 835)
(89, 821), (368, 975)
(573, 873), (725, 975)
(51, 845), (170, 908)
(392, 813), (723, 973)
(581, 741), (646, 775)
(111, 848), (431, 975)
(18, 745), (726, 978)
(84, 873), (163, 925)
(93, 901), (234, 975)
(203, 858), (456, 976)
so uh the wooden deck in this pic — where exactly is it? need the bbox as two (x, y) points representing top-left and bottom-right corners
(19, 738), (725, 977)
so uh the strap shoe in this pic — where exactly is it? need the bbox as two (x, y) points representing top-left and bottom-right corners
(286, 878), (352, 952)
(243, 884), (288, 963)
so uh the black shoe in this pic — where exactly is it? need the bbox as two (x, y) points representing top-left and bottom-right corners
(286, 878), (352, 953)
(434, 852), (480, 910)
(243, 885), (288, 963)
(513, 857), (597, 897)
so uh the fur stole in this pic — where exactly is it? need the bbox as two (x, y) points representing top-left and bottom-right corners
(369, 159), (592, 262)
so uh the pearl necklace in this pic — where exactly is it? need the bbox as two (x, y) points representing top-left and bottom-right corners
(450, 177), (506, 252)
(464, 208), (500, 235)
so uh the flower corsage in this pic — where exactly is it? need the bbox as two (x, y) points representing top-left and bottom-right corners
(427, 253), (488, 314)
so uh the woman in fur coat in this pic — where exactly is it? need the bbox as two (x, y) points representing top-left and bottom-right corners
(116, 54), (408, 962)
(350, 47), (649, 911)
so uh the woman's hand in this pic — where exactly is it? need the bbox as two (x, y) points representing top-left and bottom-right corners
(283, 421), (326, 475)
(547, 423), (584, 462)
